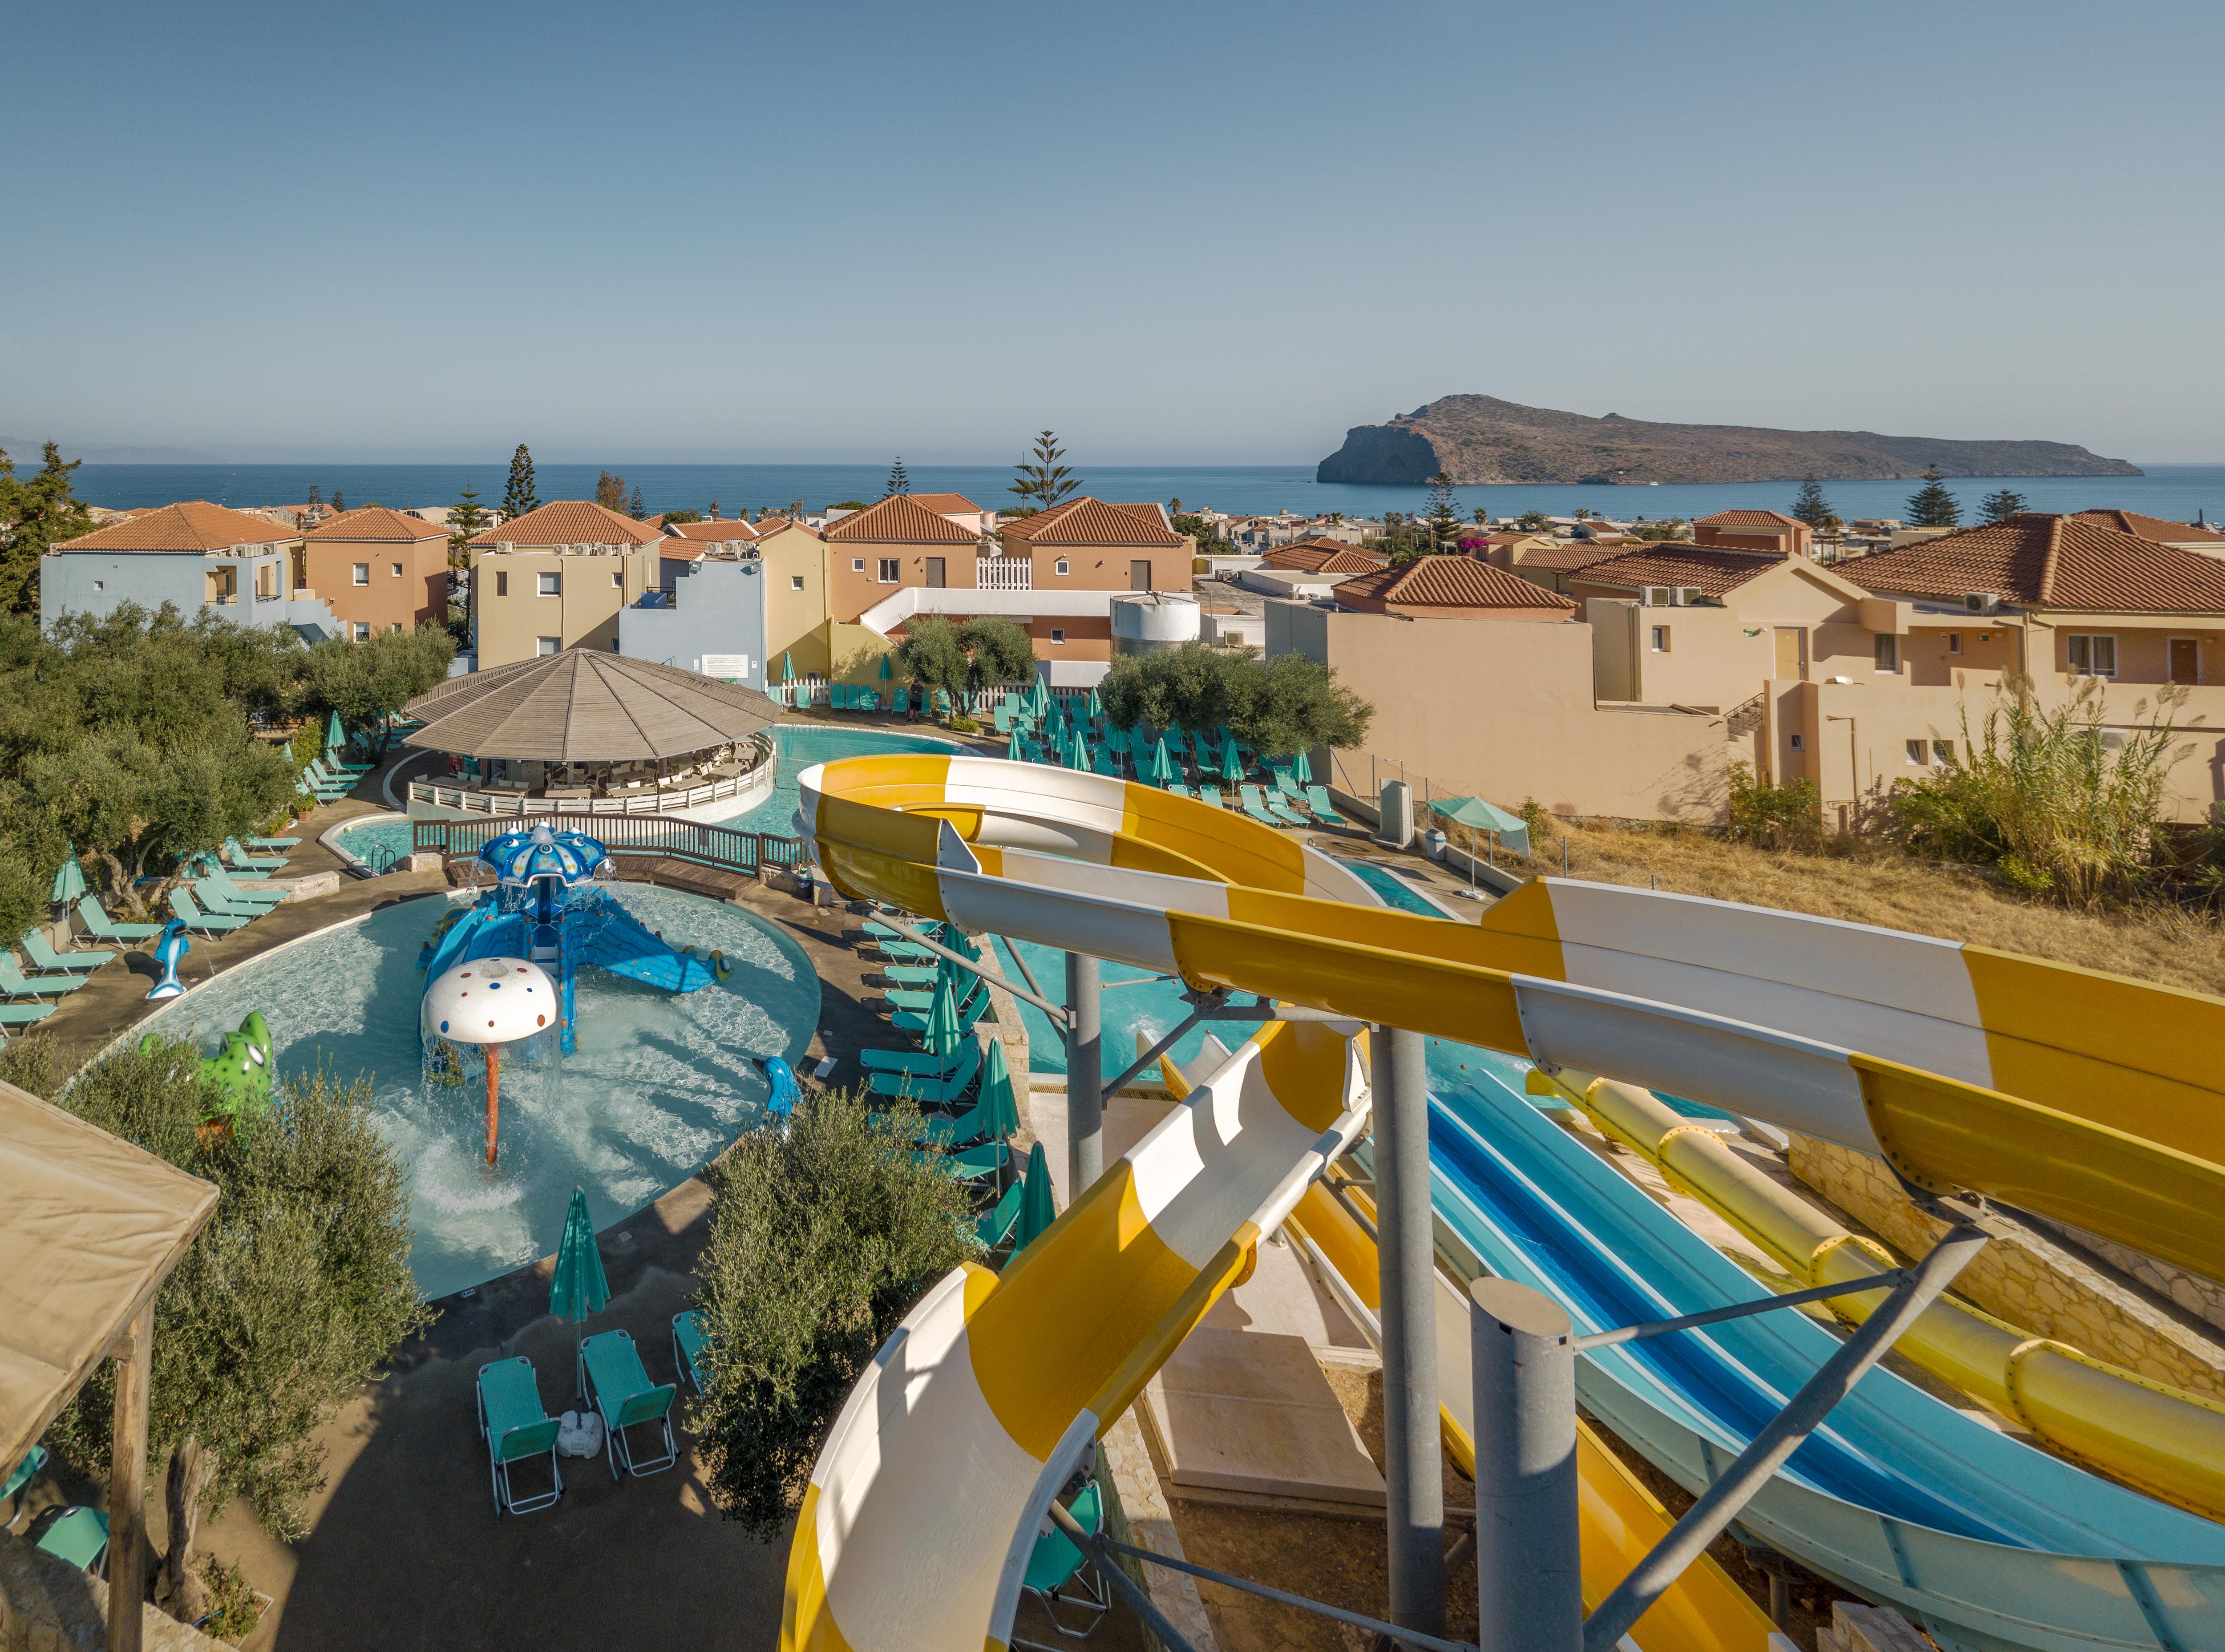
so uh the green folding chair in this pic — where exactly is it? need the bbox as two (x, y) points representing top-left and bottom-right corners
(33, 1506), (109, 1574)
(1013, 1483), (1109, 1649)
(578, 1329), (679, 1480)
(476, 1357), (563, 1516)
(973, 1179), (1025, 1251)
(22, 930), (112, 972)
(672, 1310), (711, 1396)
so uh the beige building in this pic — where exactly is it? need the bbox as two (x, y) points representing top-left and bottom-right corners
(754, 516), (832, 679)
(465, 500), (660, 667)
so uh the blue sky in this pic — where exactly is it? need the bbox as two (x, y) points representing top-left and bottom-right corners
(6, 0), (2221, 465)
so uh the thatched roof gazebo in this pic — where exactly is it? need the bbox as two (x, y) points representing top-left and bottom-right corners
(401, 650), (785, 816)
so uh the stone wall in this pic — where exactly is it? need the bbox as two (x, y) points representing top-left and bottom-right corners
(0, 1531), (227, 1652)
(1788, 1133), (2225, 1400)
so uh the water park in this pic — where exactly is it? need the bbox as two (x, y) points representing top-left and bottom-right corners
(12, 658), (2225, 1652)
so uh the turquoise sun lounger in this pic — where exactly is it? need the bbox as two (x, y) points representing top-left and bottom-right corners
(77, 895), (163, 942)
(476, 1357), (563, 1516)
(0, 955), (90, 999)
(170, 887), (251, 935)
(22, 930), (112, 972)
(579, 1329), (679, 1480)
(672, 1310), (711, 1396)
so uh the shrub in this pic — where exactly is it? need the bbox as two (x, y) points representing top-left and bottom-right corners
(947, 715), (980, 734)
(1727, 759), (1822, 851)
(690, 1087), (981, 1538)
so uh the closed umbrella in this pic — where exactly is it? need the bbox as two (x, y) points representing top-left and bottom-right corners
(1218, 737), (1243, 782)
(1291, 748), (1313, 785)
(1072, 731), (1093, 772)
(551, 1187), (610, 1391)
(1085, 687), (1103, 722)
(50, 846), (85, 905)
(1013, 1141), (1057, 1249)
(979, 1039), (1019, 1141)
(1028, 677), (1051, 718)
(1007, 728), (1025, 762)
(1146, 737), (1175, 786)
(779, 652), (797, 683)
(878, 652), (893, 680)
(920, 975), (964, 1058)
(325, 710), (347, 752)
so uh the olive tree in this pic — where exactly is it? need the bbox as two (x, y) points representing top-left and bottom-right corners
(299, 625), (457, 757)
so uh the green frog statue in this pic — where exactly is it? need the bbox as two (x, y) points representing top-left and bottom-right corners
(144, 1010), (275, 1135)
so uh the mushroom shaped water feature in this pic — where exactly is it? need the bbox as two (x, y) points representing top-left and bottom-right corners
(421, 955), (558, 1164)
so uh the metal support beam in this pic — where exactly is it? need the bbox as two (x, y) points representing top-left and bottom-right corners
(874, 914), (1069, 1026)
(1043, 1500), (1202, 1652)
(994, 934), (1052, 1009)
(108, 1296), (155, 1652)
(1066, 952), (1103, 1195)
(1570, 1270), (1907, 1351)
(1373, 1024), (1444, 1645)
(1470, 1278), (1581, 1652)
(1581, 1222), (1990, 1652)
(1103, 1005), (1208, 1100)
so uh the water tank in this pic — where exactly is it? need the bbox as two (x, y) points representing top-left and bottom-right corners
(1110, 592), (1201, 656)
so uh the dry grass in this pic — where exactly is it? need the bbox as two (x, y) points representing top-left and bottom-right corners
(1517, 817), (2225, 998)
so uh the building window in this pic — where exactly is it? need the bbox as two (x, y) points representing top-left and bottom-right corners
(536, 635), (560, 656)
(1050, 627), (1065, 644)
(791, 575), (805, 591)
(852, 558), (866, 573)
(1947, 632), (1962, 655)
(495, 570), (509, 597)
(538, 571), (561, 597)
(391, 622), (404, 635)
(878, 558), (899, 583)
(351, 621), (370, 642)
(1055, 558), (1070, 577)
(1789, 734), (1804, 751)
(391, 562), (403, 578)
(1905, 739), (1929, 765)
(611, 570), (623, 588)
(352, 562), (370, 586)
(2066, 633), (2117, 678)
(1873, 633), (1899, 673)
(1650, 625), (1669, 653)
(91, 580), (103, 592)
(1934, 739), (1954, 763)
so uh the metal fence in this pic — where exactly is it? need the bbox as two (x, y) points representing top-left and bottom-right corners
(413, 813), (810, 876)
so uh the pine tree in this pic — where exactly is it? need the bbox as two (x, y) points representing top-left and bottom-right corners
(332, 489), (344, 513)
(885, 456), (910, 498)
(1790, 474), (1834, 529)
(1009, 431), (1079, 512)
(1423, 470), (1461, 550)
(307, 485), (321, 507)
(0, 441), (97, 614)
(447, 479), (489, 565)
(1980, 488), (2027, 523)
(1905, 466), (1962, 529)
(629, 485), (647, 520)
(502, 445), (539, 524)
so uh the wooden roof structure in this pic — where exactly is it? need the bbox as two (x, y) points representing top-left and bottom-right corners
(402, 649), (782, 762)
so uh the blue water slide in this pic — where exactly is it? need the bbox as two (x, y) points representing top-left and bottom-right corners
(1420, 1070), (2225, 1652)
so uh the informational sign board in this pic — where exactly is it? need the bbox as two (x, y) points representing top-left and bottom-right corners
(699, 653), (752, 681)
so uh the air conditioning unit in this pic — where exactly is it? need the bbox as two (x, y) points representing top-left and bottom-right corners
(1964, 591), (2000, 614)
(1673, 586), (1703, 606)
(1642, 586), (1672, 607)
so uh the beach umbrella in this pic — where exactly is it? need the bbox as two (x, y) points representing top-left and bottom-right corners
(551, 1187), (610, 1387)
(1292, 748), (1313, 785)
(878, 652), (892, 680)
(1007, 728), (1024, 762)
(920, 976), (964, 1058)
(1033, 677), (1052, 717)
(780, 652), (797, 683)
(1072, 731), (1093, 772)
(979, 1040), (1020, 1141)
(1013, 1142), (1057, 1250)
(1429, 795), (1530, 866)
(50, 846), (85, 905)
(1218, 737), (1242, 782)
(1085, 687), (1103, 722)
(1147, 737), (1175, 786)
(324, 710), (347, 752)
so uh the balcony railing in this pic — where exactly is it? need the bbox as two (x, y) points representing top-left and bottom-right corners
(975, 556), (1032, 592)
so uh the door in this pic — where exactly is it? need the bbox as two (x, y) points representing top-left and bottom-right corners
(1773, 626), (1808, 680)
(925, 557), (945, 590)
(1130, 560), (1151, 592)
(2171, 637), (2200, 684)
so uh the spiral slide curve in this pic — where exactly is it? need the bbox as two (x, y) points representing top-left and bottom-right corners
(785, 751), (2225, 1652)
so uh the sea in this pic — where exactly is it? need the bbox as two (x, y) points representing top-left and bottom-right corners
(59, 460), (2225, 528)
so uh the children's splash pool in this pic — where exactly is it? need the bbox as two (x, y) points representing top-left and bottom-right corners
(136, 884), (820, 1300)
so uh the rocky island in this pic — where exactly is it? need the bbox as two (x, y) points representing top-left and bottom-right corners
(1316, 395), (2143, 485)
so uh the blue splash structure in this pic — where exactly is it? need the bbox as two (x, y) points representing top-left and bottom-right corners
(418, 822), (728, 1052)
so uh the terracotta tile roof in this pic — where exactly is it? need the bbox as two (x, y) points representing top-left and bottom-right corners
(1500, 541), (1633, 572)
(752, 516), (823, 540)
(57, 500), (301, 554)
(663, 517), (760, 542)
(2071, 509), (2225, 548)
(466, 499), (663, 548)
(903, 492), (982, 514)
(302, 505), (448, 543)
(1262, 540), (1388, 574)
(823, 494), (982, 544)
(1696, 509), (1803, 529)
(1849, 513), (2225, 613)
(1000, 497), (1182, 547)
(1335, 555), (1577, 611)
(1572, 545), (1787, 597)
(1109, 501), (1170, 529)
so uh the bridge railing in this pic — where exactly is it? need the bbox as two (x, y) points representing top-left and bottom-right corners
(413, 813), (811, 876)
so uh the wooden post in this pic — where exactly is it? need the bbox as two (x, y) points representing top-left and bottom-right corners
(485, 1042), (501, 1165)
(108, 1297), (155, 1652)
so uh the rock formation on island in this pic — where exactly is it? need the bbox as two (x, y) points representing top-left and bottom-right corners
(1315, 396), (2142, 485)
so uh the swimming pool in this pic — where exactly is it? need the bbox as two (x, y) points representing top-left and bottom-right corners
(722, 724), (965, 836)
(137, 884), (821, 1299)
(332, 814), (413, 870)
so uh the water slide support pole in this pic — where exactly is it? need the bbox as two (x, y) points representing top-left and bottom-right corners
(1373, 1024), (1444, 1644)
(1470, 1276), (1581, 1652)
(1066, 952), (1103, 1195)
(1580, 1220), (1990, 1652)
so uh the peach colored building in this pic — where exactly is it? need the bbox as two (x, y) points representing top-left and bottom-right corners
(299, 506), (451, 640)
(1692, 508), (1812, 558)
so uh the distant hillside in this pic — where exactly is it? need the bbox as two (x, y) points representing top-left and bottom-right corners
(1316, 396), (2142, 485)
(0, 438), (220, 465)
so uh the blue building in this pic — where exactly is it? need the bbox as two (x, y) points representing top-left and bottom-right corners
(617, 554), (768, 691)
(43, 501), (340, 638)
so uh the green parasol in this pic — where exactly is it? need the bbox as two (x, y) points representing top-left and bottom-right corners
(1428, 795), (1531, 860)
(780, 652), (797, 683)
(1013, 1141), (1057, 1250)
(1218, 737), (1243, 782)
(878, 652), (893, 680)
(551, 1187), (610, 1388)
(1291, 748), (1313, 784)
(1028, 677), (1051, 717)
(325, 710), (347, 751)
(920, 975), (964, 1058)
(1007, 728), (1025, 762)
(50, 846), (85, 905)
(979, 1039), (1020, 1141)
(1085, 687), (1103, 721)
(1146, 736), (1175, 786)
(1072, 732), (1093, 772)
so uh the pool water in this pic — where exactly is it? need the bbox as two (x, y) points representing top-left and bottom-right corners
(137, 884), (821, 1300)
(1335, 856), (1464, 918)
(722, 724), (963, 836)
(333, 815), (413, 869)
